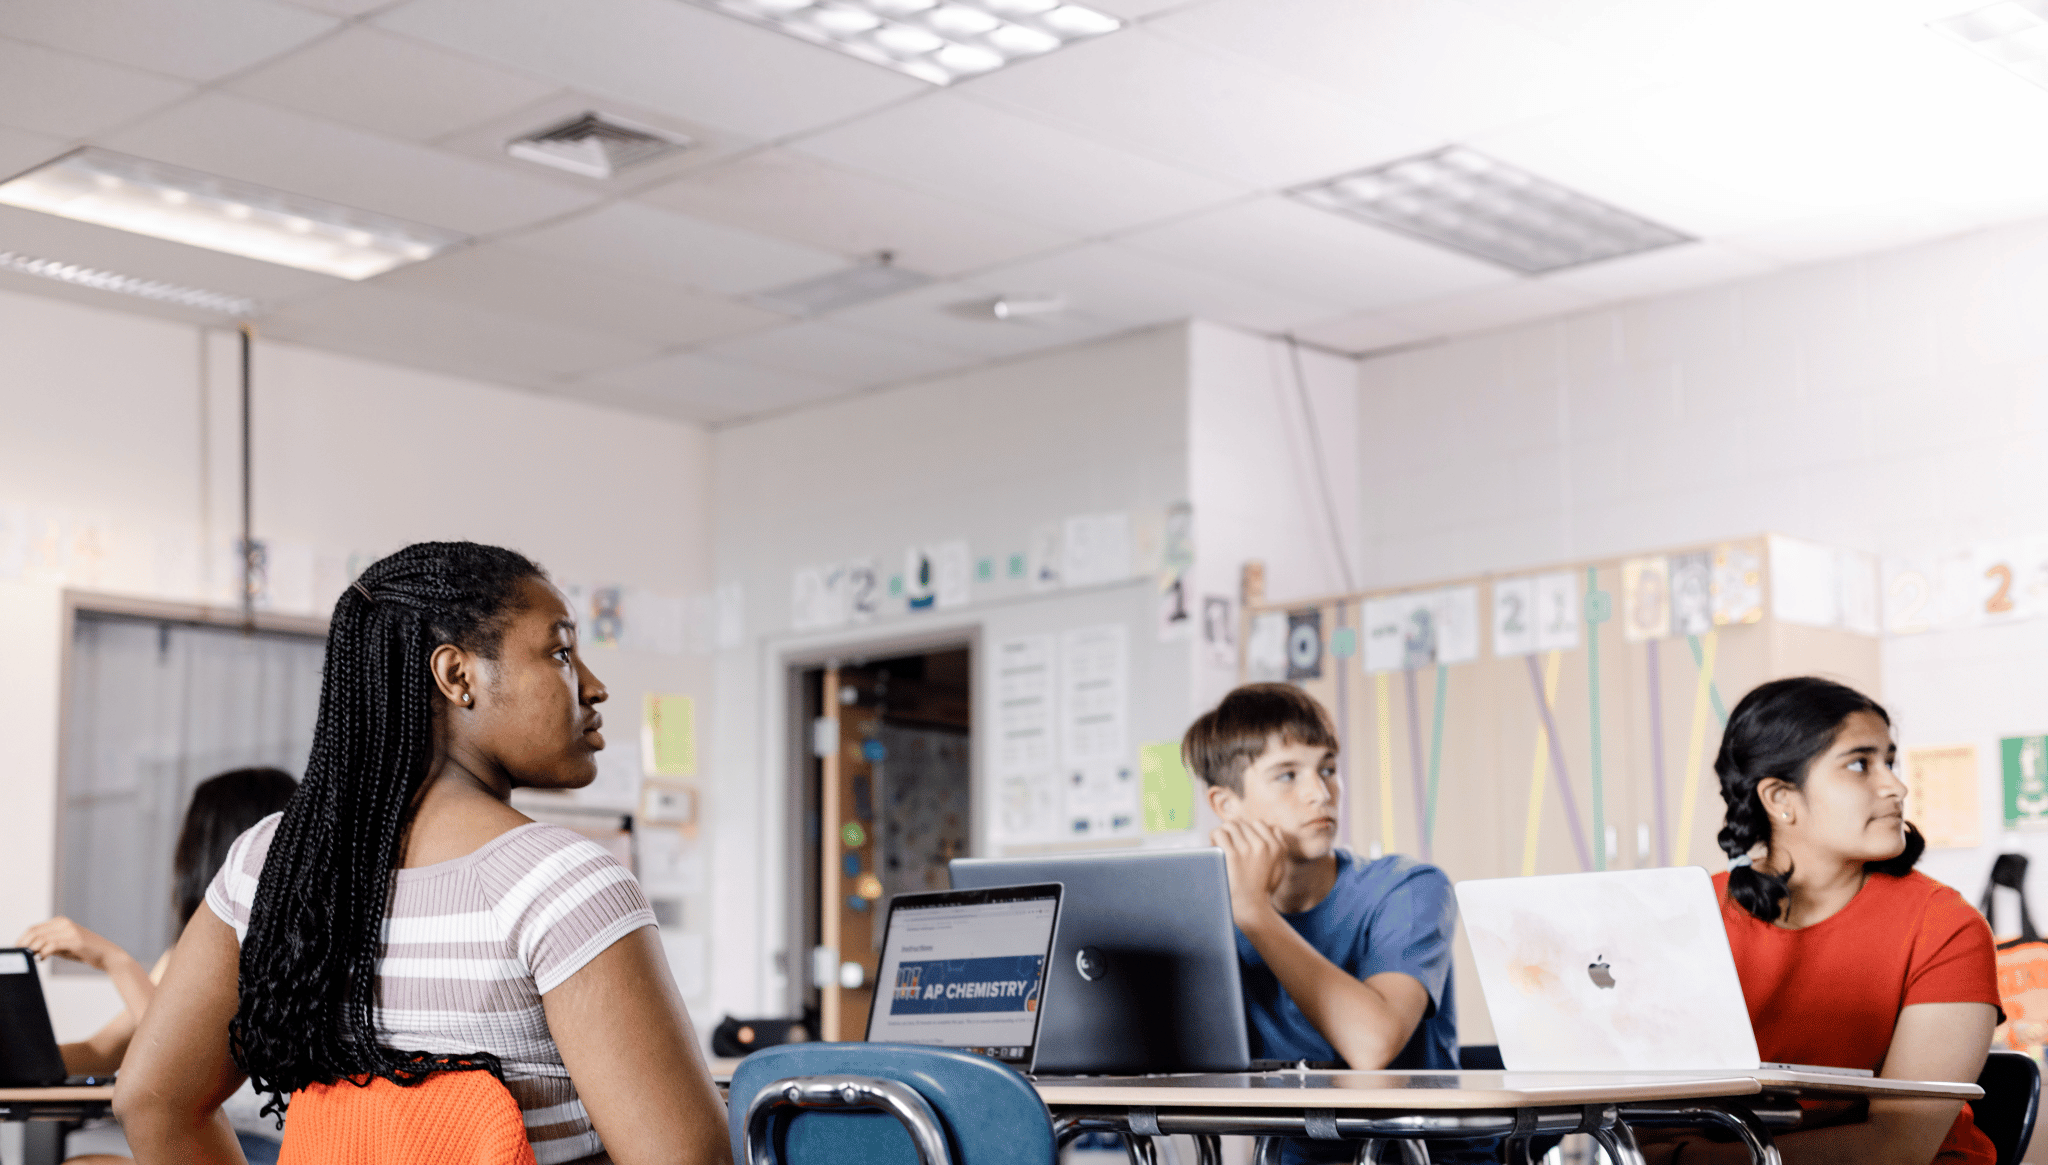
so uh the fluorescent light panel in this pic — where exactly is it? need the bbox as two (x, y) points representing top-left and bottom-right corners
(0, 148), (467, 280)
(1932, 1), (2048, 89)
(0, 250), (257, 316)
(1293, 147), (1692, 275)
(689, 0), (1121, 85)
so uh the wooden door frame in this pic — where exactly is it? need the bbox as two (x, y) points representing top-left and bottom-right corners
(775, 621), (981, 1022)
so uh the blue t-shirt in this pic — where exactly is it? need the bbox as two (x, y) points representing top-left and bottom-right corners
(1235, 849), (1458, 1070)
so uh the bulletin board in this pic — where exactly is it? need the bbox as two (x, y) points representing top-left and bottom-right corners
(1242, 537), (1882, 887)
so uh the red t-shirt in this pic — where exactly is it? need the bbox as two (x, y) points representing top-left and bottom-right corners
(1713, 870), (2001, 1164)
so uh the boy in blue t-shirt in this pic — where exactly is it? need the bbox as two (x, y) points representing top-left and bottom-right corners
(1182, 682), (1459, 1072)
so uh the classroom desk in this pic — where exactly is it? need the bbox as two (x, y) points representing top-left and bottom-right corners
(0, 1084), (116, 1165)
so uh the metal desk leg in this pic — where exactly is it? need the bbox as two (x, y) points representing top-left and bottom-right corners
(23, 1120), (66, 1165)
(1590, 1119), (1646, 1165)
(1192, 1133), (1222, 1165)
(1122, 1133), (1158, 1165)
(1616, 1104), (1782, 1165)
(1254, 1135), (1285, 1165)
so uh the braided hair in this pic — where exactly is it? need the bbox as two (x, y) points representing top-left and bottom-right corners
(1715, 676), (1925, 922)
(229, 542), (543, 1119)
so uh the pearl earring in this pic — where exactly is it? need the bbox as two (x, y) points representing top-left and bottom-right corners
(462, 692), (472, 705)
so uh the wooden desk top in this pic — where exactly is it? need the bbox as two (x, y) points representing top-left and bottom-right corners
(1032, 1071), (1765, 1109)
(0, 1086), (116, 1103)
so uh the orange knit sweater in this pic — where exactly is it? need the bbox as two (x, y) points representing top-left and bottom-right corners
(277, 1071), (537, 1165)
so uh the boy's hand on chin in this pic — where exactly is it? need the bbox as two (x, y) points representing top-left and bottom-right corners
(1212, 819), (1289, 923)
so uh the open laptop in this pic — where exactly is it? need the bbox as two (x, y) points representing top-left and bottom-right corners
(1457, 868), (1765, 1072)
(951, 850), (1251, 1076)
(865, 883), (1063, 1074)
(0, 948), (73, 1087)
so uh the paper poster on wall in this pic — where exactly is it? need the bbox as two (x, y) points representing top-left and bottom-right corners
(1904, 744), (1981, 849)
(638, 826), (705, 895)
(1493, 577), (1537, 657)
(1140, 741), (1194, 833)
(1975, 537), (2048, 625)
(1286, 608), (1323, 679)
(1435, 586), (1481, 665)
(1712, 541), (1764, 625)
(1769, 535), (1839, 629)
(1246, 610), (1288, 680)
(998, 772), (1060, 842)
(904, 546), (936, 610)
(1060, 624), (1128, 766)
(1621, 556), (1671, 642)
(1064, 763), (1139, 839)
(843, 557), (881, 623)
(1157, 568), (1191, 642)
(1162, 502), (1194, 570)
(2004, 735), (2048, 830)
(580, 735), (642, 810)
(587, 585), (625, 647)
(1203, 595), (1237, 669)
(1028, 524), (1063, 590)
(1063, 512), (1133, 586)
(791, 565), (842, 631)
(1533, 572), (1579, 651)
(642, 693), (697, 777)
(929, 541), (971, 608)
(1839, 549), (1880, 636)
(1361, 595), (1407, 674)
(1670, 552), (1713, 635)
(994, 635), (1056, 776)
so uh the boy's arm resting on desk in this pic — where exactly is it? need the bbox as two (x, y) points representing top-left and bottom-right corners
(113, 908), (249, 1165)
(1215, 822), (1439, 1070)
(1673, 1002), (1997, 1165)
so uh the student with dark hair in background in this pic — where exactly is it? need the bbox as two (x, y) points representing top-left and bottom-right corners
(115, 542), (729, 1165)
(1696, 676), (1999, 1165)
(16, 765), (298, 1163)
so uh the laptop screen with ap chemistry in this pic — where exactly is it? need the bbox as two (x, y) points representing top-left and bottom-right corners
(865, 883), (1061, 1071)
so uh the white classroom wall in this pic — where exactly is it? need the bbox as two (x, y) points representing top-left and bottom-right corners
(706, 324), (1198, 1017)
(0, 286), (716, 1040)
(1349, 215), (2048, 922)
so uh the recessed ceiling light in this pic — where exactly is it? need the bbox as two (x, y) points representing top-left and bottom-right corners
(506, 112), (691, 180)
(1291, 147), (1692, 275)
(0, 250), (257, 316)
(1931, 1), (2048, 89)
(685, 0), (1120, 85)
(0, 148), (467, 280)
(754, 254), (931, 315)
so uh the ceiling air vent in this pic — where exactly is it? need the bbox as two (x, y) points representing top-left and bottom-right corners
(505, 113), (689, 179)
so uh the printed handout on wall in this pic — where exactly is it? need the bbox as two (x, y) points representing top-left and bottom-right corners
(1063, 513), (1133, 587)
(1028, 524), (1063, 591)
(1245, 610), (1288, 681)
(1533, 572), (1580, 652)
(1493, 577), (1537, 657)
(1060, 624), (1128, 767)
(1286, 608), (1323, 680)
(1904, 744), (1980, 850)
(1711, 542), (1764, 626)
(999, 773), (1060, 843)
(1621, 556), (1671, 643)
(1362, 587), (1479, 673)
(1495, 574), (1575, 655)
(993, 635), (1056, 777)
(1670, 551), (1713, 636)
(1203, 595), (1237, 669)
(1065, 763), (1139, 839)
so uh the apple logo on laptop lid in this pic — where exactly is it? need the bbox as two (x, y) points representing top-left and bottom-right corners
(1588, 955), (1616, 990)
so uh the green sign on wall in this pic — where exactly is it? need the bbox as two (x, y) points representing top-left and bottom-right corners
(2002, 735), (2048, 829)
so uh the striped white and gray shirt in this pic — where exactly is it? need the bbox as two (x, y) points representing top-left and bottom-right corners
(208, 813), (657, 1165)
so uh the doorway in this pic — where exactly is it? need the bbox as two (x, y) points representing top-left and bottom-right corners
(793, 644), (972, 1042)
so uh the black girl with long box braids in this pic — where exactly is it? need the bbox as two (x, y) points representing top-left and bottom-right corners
(230, 541), (538, 1114)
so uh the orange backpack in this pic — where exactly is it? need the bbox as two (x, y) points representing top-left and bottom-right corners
(1983, 854), (2048, 1062)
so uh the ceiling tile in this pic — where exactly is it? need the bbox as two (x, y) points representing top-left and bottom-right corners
(699, 321), (975, 388)
(378, 243), (783, 348)
(0, 203), (345, 304)
(962, 29), (1434, 189)
(261, 281), (656, 387)
(638, 148), (1072, 277)
(0, 124), (69, 178)
(0, 0), (337, 83)
(1382, 280), (1598, 338)
(376, 0), (924, 141)
(99, 93), (599, 236)
(1090, 0), (1203, 16)
(565, 350), (846, 425)
(226, 26), (561, 143)
(829, 279), (1133, 361)
(1154, 0), (1653, 141)
(1541, 241), (1778, 303)
(0, 37), (192, 140)
(974, 241), (1338, 333)
(278, 0), (405, 14)
(1122, 197), (1512, 313)
(1290, 311), (1427, 356)
(506, 201), (845, 296)
(1721, 202), (1975, 268)
(792, 94), (1244, 237)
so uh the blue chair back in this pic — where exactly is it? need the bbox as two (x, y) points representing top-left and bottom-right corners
(1974, 1050), (2042, 1165)
(727, 1043), (1056, 1165)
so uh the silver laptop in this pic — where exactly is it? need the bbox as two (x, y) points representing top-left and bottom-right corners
(1456, 868), (1762, 1072)
(865, 882), (1063, 1073)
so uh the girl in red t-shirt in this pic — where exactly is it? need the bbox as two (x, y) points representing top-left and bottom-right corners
(1688, 677), (2001, 1165)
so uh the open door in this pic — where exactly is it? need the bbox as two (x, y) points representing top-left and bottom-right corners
(803, 647), (972, 1042)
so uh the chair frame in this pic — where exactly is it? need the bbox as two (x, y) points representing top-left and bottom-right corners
(742, 1074), (954, 1165)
